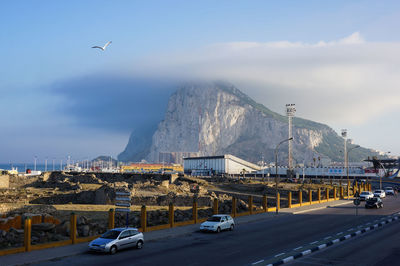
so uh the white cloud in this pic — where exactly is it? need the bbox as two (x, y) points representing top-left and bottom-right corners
(140, 32), (400, 129)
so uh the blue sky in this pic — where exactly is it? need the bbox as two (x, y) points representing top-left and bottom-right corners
(1, 0), (400, 163)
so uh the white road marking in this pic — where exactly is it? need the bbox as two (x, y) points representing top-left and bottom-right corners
(347, 228), (354, 231)
(324, 236), (332, 239)
(332, 239), (339, 243)
(318, 244), (327, 249)
(293, 246), (303, 250)
(275, 252), (285, 257)
(336, 232), (343, 235)
(252, 260), (264, 265)
(310, 241), (318, 244)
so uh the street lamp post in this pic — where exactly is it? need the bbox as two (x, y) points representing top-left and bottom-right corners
(346, 145), (360, 198)
(275, 137), (293, 214)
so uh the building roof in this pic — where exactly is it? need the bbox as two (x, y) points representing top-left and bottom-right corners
(183, 154), (261, 170)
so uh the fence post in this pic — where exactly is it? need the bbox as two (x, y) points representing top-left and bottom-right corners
(276, 192), (280, 211)
(318, 188), (321, 203)
(24, 217), (31, 252)
(192, 200), (198, 224)
(108, 209), (115, 229)
(141, 205), (147, 232)
(308, 189), (312, 204)
(359, 184), (362, 193)
(70, 213), (77, 244)
(288, 192), (292, 208)
(232, 197), (237, 217)
(340, 186), (344, 199)
(326, 188), (329, 201)
(169, 203), (174, 228)
(299, 190), (302, 206)
(249, 196), (253, 214)
(262, 195), (267, 212)
(213, 198), (218, 215)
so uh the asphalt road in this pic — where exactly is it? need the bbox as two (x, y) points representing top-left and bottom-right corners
(291, 213), (400, 266)
(33, 196), (400, 266)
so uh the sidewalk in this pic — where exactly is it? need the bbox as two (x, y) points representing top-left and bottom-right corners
(0, 199), (352, 266)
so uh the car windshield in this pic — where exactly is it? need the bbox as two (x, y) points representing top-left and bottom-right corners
(368, 198), (378, 202)
(360, 192), (369, 195)
(101, 230), (121, 239)
(374, 191), (382, 193)
(207, 216), (221, 222)
(386, 187), (393, 190)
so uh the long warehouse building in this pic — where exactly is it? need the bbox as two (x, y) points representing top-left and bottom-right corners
(183, 154), (261, 175)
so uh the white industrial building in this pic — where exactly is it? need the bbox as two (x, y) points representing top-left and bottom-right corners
(183, 154), (261, 175)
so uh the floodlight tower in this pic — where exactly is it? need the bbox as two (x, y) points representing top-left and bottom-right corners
(341, 129), (347, 170)
(286, 104), (296, 172)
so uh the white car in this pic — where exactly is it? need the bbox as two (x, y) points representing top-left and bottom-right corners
(200, 214), (235, 233)
(359, 191), (374, 201)
(385, 187), (395, 195)
(89, 227), (144, 254)
(373, 190), (386, 198)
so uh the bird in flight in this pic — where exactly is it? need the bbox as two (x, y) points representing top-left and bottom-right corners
(92, 41), (112, 51)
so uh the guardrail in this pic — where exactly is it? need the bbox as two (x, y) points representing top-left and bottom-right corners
(0, 181), (370, 256)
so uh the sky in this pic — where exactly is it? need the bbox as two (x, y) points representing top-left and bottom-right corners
(1, 0), (400, 163)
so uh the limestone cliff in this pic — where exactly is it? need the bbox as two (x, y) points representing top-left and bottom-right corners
(119, 82), (378, 164)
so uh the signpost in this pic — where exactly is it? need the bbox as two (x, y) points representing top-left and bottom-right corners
(115, 190), (131, 227)
(353, 191), (360, 216)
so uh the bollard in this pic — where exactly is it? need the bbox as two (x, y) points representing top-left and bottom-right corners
(288, 192), (292, 208)
(24, 218), (31, 252)
(262, 195), (267, 212)
(169, 203), (174, 228)
(347, 183), (350, 198)
(108, 209), (115, 229)
(276, 192), (280, 211)
(141, 205), (147, 232)
(232, 197), (237, 217)
(334, 187), (337, 200)
(318, 188), (321, 203)
(249, 196), (253, 214)
(359, 184), (362, 193)
(308, 189), (312, 204)
(70, 213), (77, 244)
(340, 187), (344, 199)
(192, 200), (198, 224)
(326, 188), (329, 201)
(213, 198), (219, 215)
(299, 190), (302, 206)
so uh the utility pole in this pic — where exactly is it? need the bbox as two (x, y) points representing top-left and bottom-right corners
(342, 129), (347, 177)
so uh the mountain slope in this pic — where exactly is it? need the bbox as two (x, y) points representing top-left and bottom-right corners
(119, 82), (379, 164)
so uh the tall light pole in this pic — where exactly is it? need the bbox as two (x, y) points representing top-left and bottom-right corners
(275, 137), (293, 214)
(286, 104), (296, 176)
(346, 145), (360, 197)
(341, 129), (347, 178)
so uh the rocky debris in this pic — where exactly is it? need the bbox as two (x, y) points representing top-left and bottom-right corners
(0, 228), (24, 248)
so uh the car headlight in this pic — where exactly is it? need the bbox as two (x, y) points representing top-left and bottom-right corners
(100, 244), (106, 247)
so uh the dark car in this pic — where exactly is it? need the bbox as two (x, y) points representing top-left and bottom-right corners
(365, 197), (383, 209)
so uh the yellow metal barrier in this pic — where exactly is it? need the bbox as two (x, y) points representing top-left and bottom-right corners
(288, 192), (292, 208)
(108, 209), (115, 229)
(141, 205), (147, 232)
(169, 203), (174, 228)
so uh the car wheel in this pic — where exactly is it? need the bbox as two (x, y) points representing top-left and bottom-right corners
(216, 227), (221, 233)
(110, 245), (117, 255)
(136, 240), (143, 249)
(230, 224), (234, 231)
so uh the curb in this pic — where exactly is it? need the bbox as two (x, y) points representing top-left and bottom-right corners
(265, 214), (400, 266)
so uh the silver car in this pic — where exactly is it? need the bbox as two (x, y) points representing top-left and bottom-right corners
(89, 227), (144, 254)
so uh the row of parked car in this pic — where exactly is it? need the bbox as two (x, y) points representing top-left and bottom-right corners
(359, 187), (395, 209)
(88, 214), (236, 254)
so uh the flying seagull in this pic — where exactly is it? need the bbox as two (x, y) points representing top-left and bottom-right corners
(92, 41), (112, 51)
